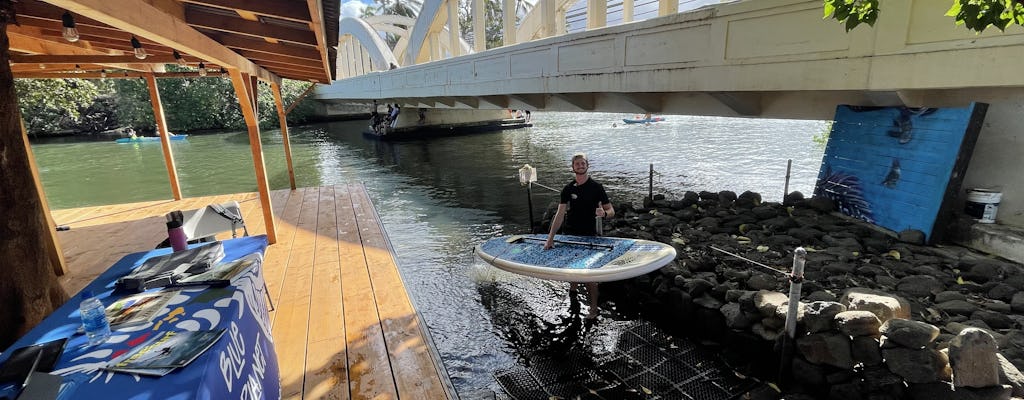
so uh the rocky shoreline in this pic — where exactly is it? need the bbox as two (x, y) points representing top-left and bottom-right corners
(544, 190), (1024, 399)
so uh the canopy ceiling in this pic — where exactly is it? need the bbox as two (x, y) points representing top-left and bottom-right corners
(8, 0), (340, 83)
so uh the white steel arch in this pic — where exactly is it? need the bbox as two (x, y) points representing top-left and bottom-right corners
(338, 17), (400, 71)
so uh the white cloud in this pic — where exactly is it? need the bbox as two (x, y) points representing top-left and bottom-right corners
(340, 0), (369, 19)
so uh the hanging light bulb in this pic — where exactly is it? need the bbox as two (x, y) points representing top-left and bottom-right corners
(61, 12), (80, 42)
(198, 62), (207, 77)
(74, 64), (83, 74)
(130, 36), (147, 60)
(219, 67), (227, 77)
(173, 50), (187, 66)
(100, 69), (107, 78)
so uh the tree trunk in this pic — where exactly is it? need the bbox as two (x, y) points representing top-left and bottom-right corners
(0, 0), (69, 349)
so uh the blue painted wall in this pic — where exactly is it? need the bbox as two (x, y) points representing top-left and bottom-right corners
(815, 104), (982, 241)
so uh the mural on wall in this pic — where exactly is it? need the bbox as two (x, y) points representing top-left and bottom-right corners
(814, 103), (987, 242)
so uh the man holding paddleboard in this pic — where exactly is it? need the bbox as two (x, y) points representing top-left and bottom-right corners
(545, 153), (616, 319)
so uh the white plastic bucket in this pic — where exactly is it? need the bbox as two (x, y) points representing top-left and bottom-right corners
(965, 189), (1002, 223)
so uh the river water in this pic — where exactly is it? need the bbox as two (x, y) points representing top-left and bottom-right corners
(33, 112), (827, 396)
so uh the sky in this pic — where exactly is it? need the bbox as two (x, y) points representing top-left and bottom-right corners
(340, 0), (374, 19)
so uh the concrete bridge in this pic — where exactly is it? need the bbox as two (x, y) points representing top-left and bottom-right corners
(316, 0), (1024, 243)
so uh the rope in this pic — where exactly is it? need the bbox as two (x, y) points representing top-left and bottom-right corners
(708, 245), (790, 276)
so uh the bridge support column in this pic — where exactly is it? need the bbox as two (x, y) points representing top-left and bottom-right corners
(473, 0), (485, 52)
(503, 0), (516, 46)
(622, 0), (633, 22)
(587, 0), (606, 29)
(658, 0), (677, 16)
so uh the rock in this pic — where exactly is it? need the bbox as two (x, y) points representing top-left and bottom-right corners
(751, 322), (781, 341)
(1012, 292), (1024, 314)
(880, 319), (940, 348)
(807, 290), (837, 302)
(746, 273), (778, 291)
(970, 310), (1016, 330)
(961, 261), (1005, 284)
(936, 291), (967, 303)
(803, 301), (847, 333)
(693, 293), (724, 310)
(835, 310), (882, 337)
(898, 229), (926, 245)
(882, 347), (952, 383)
(804, 196), (835, 212)
(796, 332), (854, 369)
(753, 290), (788, 317)
(988, 283), (1017, 302)
(840, 288), (911, 324)
(791, 356), (826, 386)
(683, 278), (714, 298)
(897, 275), (946, 298)
(783, 191), (804, 206)
(998, 353), (1024, 398)
(949, 328), (1001, 388)
(851, 336), (883, 366)
(937, 300), (980, 316)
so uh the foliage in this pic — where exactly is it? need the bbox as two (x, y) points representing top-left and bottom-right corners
(812, 120), (834, 149)
(824, 0), (1024, 33)
(15, 79), (104, 134)
(459, 0), (508, 50)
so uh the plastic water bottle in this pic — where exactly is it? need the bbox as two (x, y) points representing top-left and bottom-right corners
(79, 290), (110, 346)
(167, 220), (188, 252)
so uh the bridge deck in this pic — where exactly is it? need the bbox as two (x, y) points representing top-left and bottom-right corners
(51, 184), (453, 400)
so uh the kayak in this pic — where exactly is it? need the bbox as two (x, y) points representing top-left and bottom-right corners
(622, 117), (665, 124)
(115, 135), (188, 143)
(474, 234), (676, 283)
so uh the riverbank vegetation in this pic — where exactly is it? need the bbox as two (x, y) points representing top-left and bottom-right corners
(15, 69), (319, 137)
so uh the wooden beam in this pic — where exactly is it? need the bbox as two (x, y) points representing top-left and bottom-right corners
(180, 0), (312, 23)
(14, 71), (220, 78)
(10, 54), (191, 64)
(234, 49), (322, 69)
(185, 8), (316, 46)
(19, 118), (67, 276)
(144, 73), (182, 200)
(284, 83), (316, 115)
(270, 82), (296, 190)
(201, 31), (322, 60)
(228, 69), (277, 244)
(305, 0), (332, 85)
(46, 0), (277, 81)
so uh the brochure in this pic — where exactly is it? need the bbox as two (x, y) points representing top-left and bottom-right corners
(105, 290), (179, 327)
(174, 252), (262, 286)
(106, 329), (226, 373)
(116, 242), (225, 292)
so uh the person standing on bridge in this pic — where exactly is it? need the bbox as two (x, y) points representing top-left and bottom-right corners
(545, 153), (615, 319)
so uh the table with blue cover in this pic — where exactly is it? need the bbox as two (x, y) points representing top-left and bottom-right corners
(0, 235), (279, 400)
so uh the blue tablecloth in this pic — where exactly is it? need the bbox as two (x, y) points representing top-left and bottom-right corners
(0, 235), (280, 400)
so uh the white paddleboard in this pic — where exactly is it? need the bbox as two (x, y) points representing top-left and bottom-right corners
(474, 234), (677, 283)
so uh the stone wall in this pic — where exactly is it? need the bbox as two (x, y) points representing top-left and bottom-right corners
(544, 190), (1024, 399)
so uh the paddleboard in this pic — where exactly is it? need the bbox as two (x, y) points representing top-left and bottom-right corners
(474, 234), (677, 283)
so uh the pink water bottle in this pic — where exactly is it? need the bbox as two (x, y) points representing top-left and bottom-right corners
(167, 220), (188, 252)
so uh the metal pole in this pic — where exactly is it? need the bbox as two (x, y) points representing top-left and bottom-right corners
(783, 159), (792, 202)
(779, 247), (806, 388)
(527, 182), (536, 232)
(649, 163), (654, 201)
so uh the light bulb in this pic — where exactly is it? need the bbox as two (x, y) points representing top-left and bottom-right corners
(198, 62), (207, 77)
(74, 64), (83, 74)
(61, 12), (79, 42)
(130, 36), (147, 60)
(173, 50), (187, 66)
(100, 70), (107, 78)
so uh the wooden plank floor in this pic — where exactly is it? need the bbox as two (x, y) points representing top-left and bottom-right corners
(49, 185), (454, 400)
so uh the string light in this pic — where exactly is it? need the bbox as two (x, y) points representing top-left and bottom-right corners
(74, 64), (83, 74)
(100, 69), (107, 78)
(61, 12), (79, 42)
(198, 62), (207, 77)
(219, 67), (227, 77)
(130, 36), (147, 60)
(173, 50), (187, 66)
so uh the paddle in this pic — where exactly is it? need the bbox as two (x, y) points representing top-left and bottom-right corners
(506, 235), (614, 250)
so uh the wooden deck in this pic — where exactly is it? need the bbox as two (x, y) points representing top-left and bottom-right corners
(50, 184), (454, 400)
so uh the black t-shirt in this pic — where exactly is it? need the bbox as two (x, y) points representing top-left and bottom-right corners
(559, 177), (610, 236)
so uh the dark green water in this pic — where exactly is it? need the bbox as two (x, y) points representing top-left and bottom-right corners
(32, 112), (828, 395)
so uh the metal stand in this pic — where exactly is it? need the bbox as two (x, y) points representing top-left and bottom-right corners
(778, 247), (806, 388)
(526, 182), (535, 232)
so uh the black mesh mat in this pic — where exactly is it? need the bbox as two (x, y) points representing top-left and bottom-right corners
(495, 322), (759, 400)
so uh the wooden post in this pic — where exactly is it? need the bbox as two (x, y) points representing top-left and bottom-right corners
(21, 118), (67, 275)
(229, 69), (277, 244)
(271, 82), (297, 190)
(145, 73), (182, 200)
(0, 1), (69, 348)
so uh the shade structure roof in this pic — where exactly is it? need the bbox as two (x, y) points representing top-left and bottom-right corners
(8, 0), (340, 83)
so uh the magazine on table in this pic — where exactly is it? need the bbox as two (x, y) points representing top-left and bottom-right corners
(173, 252), (262, 286)
(116, 242), (225, 292)
(105, 290), (179, 327)
(106, 329), (226, 374)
